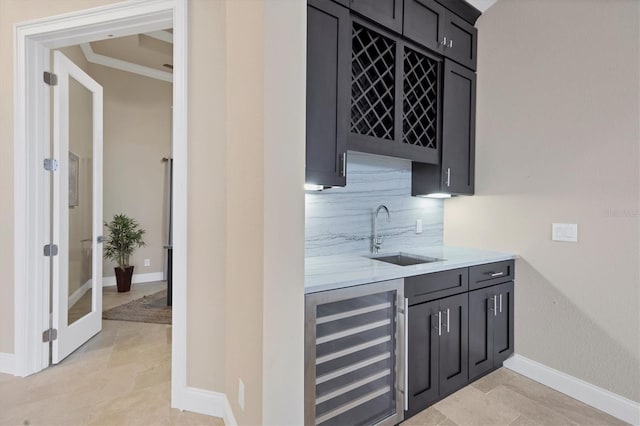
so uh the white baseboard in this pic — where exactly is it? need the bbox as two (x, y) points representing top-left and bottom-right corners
(0, 353), (15, 375)
(504, 354), (640, 425)
(178, 386), (237, 425)
(102, 271), (165, 287)
(68, 279), (92, 307)
(223, 394), (238, 426)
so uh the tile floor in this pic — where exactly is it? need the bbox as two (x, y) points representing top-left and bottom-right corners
(1, 281), (627, 425)
(1, 281), (223, 426)
(69, 281), (168, 324)
(402, 368), (626, 426)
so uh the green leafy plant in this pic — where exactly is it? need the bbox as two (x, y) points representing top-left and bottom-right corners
(104, 214), (146, 270)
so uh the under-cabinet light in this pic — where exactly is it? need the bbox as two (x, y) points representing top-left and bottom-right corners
(304, 184), (325, 191)
(422, 193), (452, 199)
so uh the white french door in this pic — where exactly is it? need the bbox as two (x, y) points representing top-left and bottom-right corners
(51, 51), (104, 363)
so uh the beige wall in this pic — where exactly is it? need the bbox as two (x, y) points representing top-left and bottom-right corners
(444, 0), (640, 402)
(224, 1), (265, 423)
(2, 2), (306, 423)
(186, 0), (227, 393)
(262, 0), (305, 423)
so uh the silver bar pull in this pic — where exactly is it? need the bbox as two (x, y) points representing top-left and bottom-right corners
(449, 39), (453, 48)
(446, 168), (451, 187)
(446, 308), (450, 333)
(488, 271), (504, 277)
(437, 311), (442, 336)
(404, 298), (409, 411)
(341, 152), (347, 177)
(493, 296), (498, 316)
(499, 294), (503, 313)
(441, 36), (448, 46)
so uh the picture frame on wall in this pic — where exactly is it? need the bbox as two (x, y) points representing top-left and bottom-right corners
(69, 151), (79, 208)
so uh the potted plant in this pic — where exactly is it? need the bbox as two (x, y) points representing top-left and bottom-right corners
(104, 213), (146, 292)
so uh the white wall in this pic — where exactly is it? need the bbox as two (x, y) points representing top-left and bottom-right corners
(444, 0), (640, 402)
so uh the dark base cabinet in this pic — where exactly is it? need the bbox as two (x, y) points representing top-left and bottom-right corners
(469, 281), (515, 381)
(407, 293), (468, 418)
(406, 262), (515, 419)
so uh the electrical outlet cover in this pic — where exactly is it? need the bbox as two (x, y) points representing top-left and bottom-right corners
(552, 223), (578, 242)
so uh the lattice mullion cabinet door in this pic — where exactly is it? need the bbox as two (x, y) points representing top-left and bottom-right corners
(348, 18), (404, 158)
(399, 40), (441, 164)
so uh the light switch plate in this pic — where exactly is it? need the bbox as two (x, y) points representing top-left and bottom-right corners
(552, 223), (578, 242)
(416, 219), (423, 234)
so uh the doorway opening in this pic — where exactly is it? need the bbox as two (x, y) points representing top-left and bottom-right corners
(14, 0), (188, 411)
(57, 29), (174, 353)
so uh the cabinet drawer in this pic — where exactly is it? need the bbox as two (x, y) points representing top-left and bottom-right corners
(406, 268), (468, 305)
(469, 260), (514, 290)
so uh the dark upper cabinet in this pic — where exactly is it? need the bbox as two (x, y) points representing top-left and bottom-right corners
(441, 59), (475, 194)
(403, 0), (447, 54)
(350, 0), (403, 33)
(412, 59), (475, 196)
(407, 292), (469, 417)
(443, 11), (477, 70)
(404, 0), (477, 70)
(469, 281), (515, 381)
(348, 20), (440, 164)
(306, 0), (350, 187)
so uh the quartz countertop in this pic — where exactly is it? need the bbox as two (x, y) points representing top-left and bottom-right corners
(305, 246), (517, 294)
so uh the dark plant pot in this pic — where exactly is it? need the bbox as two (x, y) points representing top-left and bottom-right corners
(115, 266), (134, 293)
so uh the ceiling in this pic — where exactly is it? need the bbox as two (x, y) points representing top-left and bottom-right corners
(467, 0), (498, 13)
(83, 1), (496, 78)
(89, 31), (173, 73)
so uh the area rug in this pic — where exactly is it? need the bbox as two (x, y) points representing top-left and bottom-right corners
(102, 290), (171, 324)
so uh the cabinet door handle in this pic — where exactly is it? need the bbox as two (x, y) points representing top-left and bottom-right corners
(341, 152), (347, 177)
(403, 298), (409, 411)
(493, 296), (498, 316)
(499, 294), (503, 313)
(441, 36), (448, 46)
(446, 308), (450, 333)
(487, 271), (504, 277)
(446, 168), (451, 187)
(434, 311), (442, 336)
(449, 39), (453, 48)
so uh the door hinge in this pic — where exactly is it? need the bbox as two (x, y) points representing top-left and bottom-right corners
(43, 71), (58, 86)
(43, 158), (58, 171)
(44, 244), (58, 256)
(42, 328), (58, 343)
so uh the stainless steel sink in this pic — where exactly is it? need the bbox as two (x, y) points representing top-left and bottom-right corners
(369, 252), (443, 266)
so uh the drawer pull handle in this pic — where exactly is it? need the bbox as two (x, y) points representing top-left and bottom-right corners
(499, 294), (503, 313)
(487, 271), (504, 277)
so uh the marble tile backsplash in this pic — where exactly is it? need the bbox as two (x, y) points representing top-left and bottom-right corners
(305, 152), (444, 257)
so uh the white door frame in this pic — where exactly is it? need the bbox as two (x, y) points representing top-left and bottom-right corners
(13, 0), (189, 410)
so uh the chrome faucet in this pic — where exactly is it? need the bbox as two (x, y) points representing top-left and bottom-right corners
(372, 204), (391, 253)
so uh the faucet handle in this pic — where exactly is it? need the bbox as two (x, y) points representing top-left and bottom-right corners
(372, 237), (382, 253)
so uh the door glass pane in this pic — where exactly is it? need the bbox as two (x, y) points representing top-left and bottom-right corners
(67, 76), (94, 326)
